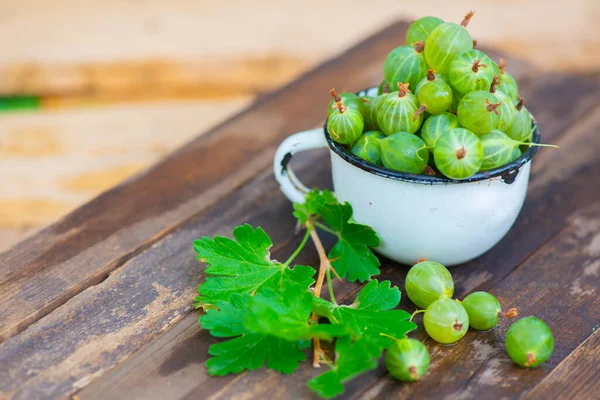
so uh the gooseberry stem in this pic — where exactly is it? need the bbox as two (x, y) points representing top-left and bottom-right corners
(516, 96), (525, 111)
(427, 69), (436, 81)
(283, 225), (312, 268)
(489, 75), (500, 93)
(330, 88), (346, 113)
(413, 40), (425, 53)
(461, 10), (475, 28)
(413, 104), (427, 121)
(326, 264), (337, 305)
(410, 309), (426, 321)
(380, 332), (400, 341)
(314, 221), (338, 236)
(398, 82), (411, 97)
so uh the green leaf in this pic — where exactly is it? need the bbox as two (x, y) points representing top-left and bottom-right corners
(313, 280), (416, 348)
(318, 202), (381, 282)
(245, 285), (349, 341)
(307, 336), (382, 399)
(194, 224), (316, 307)
(293, 189), (337, 225)
(200, 294), (309, 375)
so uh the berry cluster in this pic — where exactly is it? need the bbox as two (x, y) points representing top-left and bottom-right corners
(327, 12), (557, 180)
(384, 260), (554, 382)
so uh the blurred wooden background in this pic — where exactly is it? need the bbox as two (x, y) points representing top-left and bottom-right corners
(0, 0), (598, 251)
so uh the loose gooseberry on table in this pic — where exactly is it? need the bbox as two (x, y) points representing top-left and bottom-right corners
(461, 291), (517, 331)
(423, 298), (470, 344)
(385, 337), (431, 382)
(505, 316), (554, 367)
(405, 261), (454, 309)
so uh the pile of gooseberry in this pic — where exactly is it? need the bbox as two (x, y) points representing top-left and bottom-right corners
(383, 260), (554, 382)
(326, 12), (557, 180)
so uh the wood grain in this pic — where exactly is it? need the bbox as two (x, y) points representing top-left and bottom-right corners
(75, 89), (600, 399)
(0, 20), (410, 343)
(524, 330), (600, 400)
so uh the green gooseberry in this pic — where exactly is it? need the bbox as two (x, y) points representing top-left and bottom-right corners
(448, 49), (496, 95)
(488, 76), (516, 132)
(380, 131), (429, 173)
(415, 70), (453, 117)
(360, 96), (377, 131)
(457, 91), (502, 135)
(479, 129), (558, 171)
(424, 298), (469, 344)
(385, 337), (430, 382)
(384, 42), (428, 94)
(498, 58), (519, 100)
(405, 261), (454, 309)
(377, 83), (423, 135)
(421, 112), (460, 151)
(506, 96), (533, 142)
(406, 16), (444, 44)
(327, 89), (366, 117)
(327, 89), (364, 145)
(351, 131), (385, 165)
(461, 291), (502, 330)
(506, 316), (554, 367)
(434, 127), (483, 180)
(449, 88), (463, 114)
(425, 11), (474, 75)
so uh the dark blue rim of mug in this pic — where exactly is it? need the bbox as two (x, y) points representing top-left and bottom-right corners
(323, 119), (540, 185)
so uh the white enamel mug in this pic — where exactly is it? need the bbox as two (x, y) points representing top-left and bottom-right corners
(273, 86), (540, 266)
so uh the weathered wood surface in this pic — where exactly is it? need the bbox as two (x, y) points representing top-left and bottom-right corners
(0, 21), (413, 343)
(1, 20), (599, 400)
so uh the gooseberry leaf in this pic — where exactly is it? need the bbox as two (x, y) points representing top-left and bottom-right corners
(293, 189), (337, 225)
(245, 285), (349, 341)
(318, 202), (381, 282)
(307, 336), (382, 399)
(200, 293), (310, 375)
(313, 280), (416, 348)
(193, 224), (316, 308)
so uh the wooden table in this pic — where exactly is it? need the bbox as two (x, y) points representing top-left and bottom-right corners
(1, 21), (599, 400)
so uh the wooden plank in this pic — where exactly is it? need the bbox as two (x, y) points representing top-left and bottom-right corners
(356, 201), (600, 400)
(75, 95), (600, 398)
(0, 20), (410, 343)
(523, 330), (600, 400)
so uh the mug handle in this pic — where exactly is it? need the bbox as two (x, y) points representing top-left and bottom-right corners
(273, 127), (328, 204)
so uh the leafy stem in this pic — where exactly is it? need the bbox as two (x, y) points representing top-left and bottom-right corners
(283, 224), (313, 268)
(410, 309), (426, 321)
(326, 264), (337, 305)
(309, 223), (332, 299)
(314, 221), (338, 236)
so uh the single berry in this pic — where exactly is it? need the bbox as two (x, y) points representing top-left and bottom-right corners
(380, 131), (429, 173)
(448, 49), (496, 95)
(406, 16), (444, 44)
(385, 338), (430, 382)
(506, 316), (554, 367)
(506, 96), (533, 142)
(327, 89), (365, 145)
(457, 91), (502, 135)
(421, 112), (460, 151)
(425, 11), (475, 75)
(480, 129), (558, 171)
(405, 261), (454, 309)
(351, 131), (385, 165)
(378, 83), (423, 135)
(384, 42), (429, 94)
(434, 128), (483, 180)
(461, 291), (503, 330)
(327, 90), (366, 117)
(489, 76), (516, 132)
(414, 69), (454, 117)
(424, 298), (469, 344)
